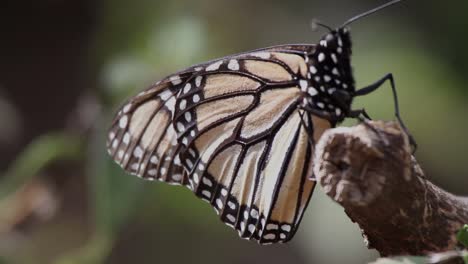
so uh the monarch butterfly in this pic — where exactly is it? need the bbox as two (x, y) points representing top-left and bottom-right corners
(107, 0), (408, 244)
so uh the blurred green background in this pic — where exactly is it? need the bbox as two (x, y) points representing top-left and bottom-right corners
(0, 0), (467, 263)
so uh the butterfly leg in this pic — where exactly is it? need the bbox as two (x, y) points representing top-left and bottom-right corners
(348, 108), (392, 146)
(354, 73), (417, 153)
(298, 110), (316, 146)
(350, 108), (372, 120)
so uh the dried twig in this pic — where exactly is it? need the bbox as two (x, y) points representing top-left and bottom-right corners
(313, 121), (468, 256)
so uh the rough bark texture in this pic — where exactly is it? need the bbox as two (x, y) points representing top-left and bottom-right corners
(313, 121), (468, 257)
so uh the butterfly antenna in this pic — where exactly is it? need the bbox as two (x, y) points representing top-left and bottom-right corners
(311, 18), (333, 32)
(342, 0), (403, 27)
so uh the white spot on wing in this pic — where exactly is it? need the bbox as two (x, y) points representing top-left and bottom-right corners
(165, 96), (176, 112)
(183, 83), (191, 94)
(195, 76), (203, 87)
(198, 163), (205, 171)
(266, 223), (278, 230)
(123, 132), (130, 145)
(240, 222), (246, 231)
(185, 112), (192, 122)
(179, 99), (187, 110)
(170, 75), (182, 85)
(159, 90), (172, 101)
(174, 155), (181, 165)
(133, 146), (143, 158)
(216, 199), (223, 209)
(202, 190), (211, 198)
(227, 59), (240, 70)
(299, 80), (308, 92)
(243, 210), (249, 219)
(193, 173), (199, 183)
(202, 177), (212, 187)
(185, 149), (193, 159)
(250, 209), (259, 218)
(206, 60), (223, 71)
(131, 163), (139, 171)
(176, 122), (185, 132)
(186, 159), (194, 169)
(119, 115), (128, 128)
(251, 52), (270, 59)
(226, 214), (236, 223)
(123, 104), (132, 113)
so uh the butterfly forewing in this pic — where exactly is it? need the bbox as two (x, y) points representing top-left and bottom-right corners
(170, 46), (332, 243)
(107, 42), (343, 244)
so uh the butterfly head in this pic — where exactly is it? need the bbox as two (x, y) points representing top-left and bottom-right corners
(303, 0), (403, 122)
(302, 27), (355, 122)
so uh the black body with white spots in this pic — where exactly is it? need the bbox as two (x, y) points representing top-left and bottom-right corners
(301, 27), (355, 123)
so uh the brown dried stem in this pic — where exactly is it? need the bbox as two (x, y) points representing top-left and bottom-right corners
(313, 121), (468, 256)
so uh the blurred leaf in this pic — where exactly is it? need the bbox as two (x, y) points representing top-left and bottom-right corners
(101, 56), (153, 99)
(0, 133), (83, 200)
(53, 115), (144, 263)
(88, 116), (144, 236)
(457, 224), (468, 248)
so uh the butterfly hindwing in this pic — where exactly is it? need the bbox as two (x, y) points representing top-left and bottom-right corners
(107, 71), (196, 184)
(172, 46), (332, 243)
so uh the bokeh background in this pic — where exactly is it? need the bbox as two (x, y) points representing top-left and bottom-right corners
(1, 0), (467, 263)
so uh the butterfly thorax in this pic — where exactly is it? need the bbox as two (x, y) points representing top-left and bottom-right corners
(301, 27), (355, 122)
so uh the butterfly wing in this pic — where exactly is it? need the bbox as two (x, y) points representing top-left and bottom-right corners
(171, 45), (333, 244)
(107, 70), (196, 184)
